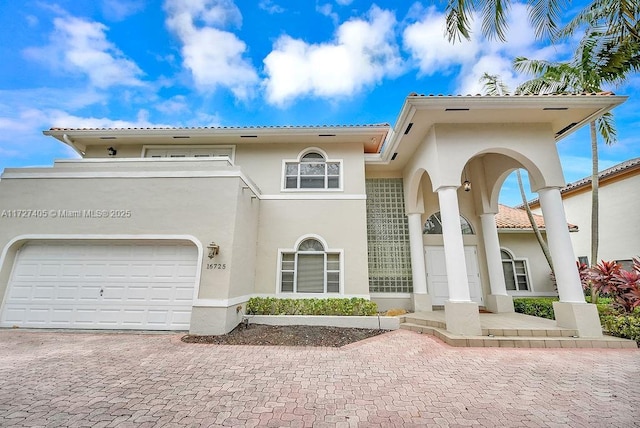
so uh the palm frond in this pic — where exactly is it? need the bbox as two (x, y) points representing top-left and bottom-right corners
(445, 0), (478, 42)
(527, 0), (568, 40)
(596, 112), (617, 146)
(480, 72), (511, 95)
(481, 0), (510, 41)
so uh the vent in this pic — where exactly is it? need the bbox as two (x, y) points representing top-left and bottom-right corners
(99, 136), (117, 140)
(556, 122), (578, 136)
(319, 134), (336, 137)
(445, 108), (470, 111)
(391, 153), (398, 161)
(240, 135), (258, 138)
(172, 136), (190, 139)
(543, 107), (568, 111)
(404, 123), (413, 135)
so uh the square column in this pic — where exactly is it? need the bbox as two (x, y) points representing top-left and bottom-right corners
(437, 186), (481, 335)
(480, 213), (514, 313)
(538, 187), (602, 337)
(408, 213), (432, 311)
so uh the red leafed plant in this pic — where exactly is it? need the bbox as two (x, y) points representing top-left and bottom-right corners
(588, 260), (622, 295)
(576, 262), (590, 291)
(611, 259), (640, 311)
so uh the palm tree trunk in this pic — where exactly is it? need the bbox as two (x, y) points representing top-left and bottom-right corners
(590, 120), (599, 303)
(517, 169), (554, 274)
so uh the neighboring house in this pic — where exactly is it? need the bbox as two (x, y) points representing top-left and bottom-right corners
(496, 204), (578, 296)
(0, 93), (626, 337)
(528, 157), (640, 269)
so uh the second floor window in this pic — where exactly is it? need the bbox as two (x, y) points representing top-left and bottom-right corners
(284, 152), (340, 189)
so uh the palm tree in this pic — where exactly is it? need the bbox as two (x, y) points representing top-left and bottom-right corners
(511, 40), (621, 302)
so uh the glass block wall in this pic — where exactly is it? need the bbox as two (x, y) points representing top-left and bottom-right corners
(365, 178), (413, 292)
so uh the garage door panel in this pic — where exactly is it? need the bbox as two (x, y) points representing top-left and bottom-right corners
(1, 241), (198, 330)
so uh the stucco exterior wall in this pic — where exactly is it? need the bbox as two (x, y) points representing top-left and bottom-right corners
(254, 199), (370, 297)
(561, 174), (640, 264)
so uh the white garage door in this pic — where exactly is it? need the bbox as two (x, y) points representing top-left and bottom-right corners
(1, 241), (198, 330)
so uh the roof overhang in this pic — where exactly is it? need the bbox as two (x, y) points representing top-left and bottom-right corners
(44, 125), (390, 156)
(367, 93), (628, 170)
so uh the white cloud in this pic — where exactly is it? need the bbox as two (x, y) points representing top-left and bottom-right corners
(259, 0), (285, 14)
(335, 0), (353, 5)
(101, 0), (145, 21)
(263, 6), (403, 106)
(24, 14), (144, 89)
(164, 0), (258, 99)
(402, 6), (478, 76)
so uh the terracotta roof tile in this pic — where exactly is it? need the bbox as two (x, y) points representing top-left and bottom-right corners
(496, 204), (578, 231)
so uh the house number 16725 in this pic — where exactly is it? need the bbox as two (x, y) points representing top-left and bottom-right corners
(207, 263), (226, 270)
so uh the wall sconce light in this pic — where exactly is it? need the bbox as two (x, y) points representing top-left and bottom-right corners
(207, 242), (220, 259)
(107, 147), (117, 156)
(463, 167), (472, 192)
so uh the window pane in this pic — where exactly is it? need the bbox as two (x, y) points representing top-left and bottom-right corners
(327, 272), (339, 293)
(300, 163), (325, 175)
(297, 254), (324, 292)
(502, 261), (516, 290)
(327, 253), (340, 271)
(286, 163), (298, 175)
(281, 272), (294, 292)
(327, 162), (339, 175)
(328, 177), (339, 188)
(285, 177), (298, 188)
(299, 239), (324, 252)
(300, 177), (324, 188)
(517, 276), (529, 291)
(302, 152), (324, 161)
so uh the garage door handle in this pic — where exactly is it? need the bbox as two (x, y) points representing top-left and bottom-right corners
(100, 288), (104, 296)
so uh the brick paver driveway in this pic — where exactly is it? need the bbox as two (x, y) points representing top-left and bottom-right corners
(1, 329), (638, 427)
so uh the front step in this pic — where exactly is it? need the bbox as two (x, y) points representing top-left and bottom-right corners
(400, 321), (637, 349)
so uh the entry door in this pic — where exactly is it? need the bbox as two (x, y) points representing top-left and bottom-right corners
(424, 246), (483, 305)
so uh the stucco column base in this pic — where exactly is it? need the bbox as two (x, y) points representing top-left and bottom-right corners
(485, 294), (515, 313)
(444, 301), (482, 336)
(552, 302), (603, 337)
(413, 293), (433, 312)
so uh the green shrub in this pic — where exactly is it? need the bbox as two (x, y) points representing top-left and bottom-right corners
(513, 297), (558, 320)
(600, 311), (640, 344)
(245, 297), (378, 316)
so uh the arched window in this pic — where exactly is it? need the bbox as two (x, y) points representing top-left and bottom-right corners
(280, 238), (340, 293)
(501, 249), (530, 291)
(284, 151), (340, 189)
(423, 212), (474, 235)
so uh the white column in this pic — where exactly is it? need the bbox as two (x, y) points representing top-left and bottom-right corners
(437, 186), (471, 302)
(408, 213), (428, 294)
(538, 187), (585, 303)
(480, 213), (508, 296)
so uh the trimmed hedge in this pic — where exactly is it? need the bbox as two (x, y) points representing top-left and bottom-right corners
(245, 297), (378, 316)
(513, 297), (557, 320)
(601, 310), (640, 345)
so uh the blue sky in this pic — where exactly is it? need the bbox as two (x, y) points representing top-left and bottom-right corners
(1, 0), (638, 206)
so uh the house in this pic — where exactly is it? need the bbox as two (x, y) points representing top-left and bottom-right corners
(0, 93), (626, 337)
(496, 204), (578, 296)
(527, 157), (640, 269)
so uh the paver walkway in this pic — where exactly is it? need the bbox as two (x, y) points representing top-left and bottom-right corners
(0, 329), (638, 427)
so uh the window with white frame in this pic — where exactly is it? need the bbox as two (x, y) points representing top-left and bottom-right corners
(501, 249), (530, 291)
(284, 151), (340, 189)
(280, 238), (340, 293)
(423, 212), (474, 235)
(144, 146), (234, 161)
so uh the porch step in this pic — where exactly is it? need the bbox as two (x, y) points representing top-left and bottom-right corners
(401, 314), (580, 337)
(400, 322), (637, 349)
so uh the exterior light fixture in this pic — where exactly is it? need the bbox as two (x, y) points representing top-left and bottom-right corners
(207, 242), (220, 259)
(107, 147), (117, 156)
(463, 167), (471, 192)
